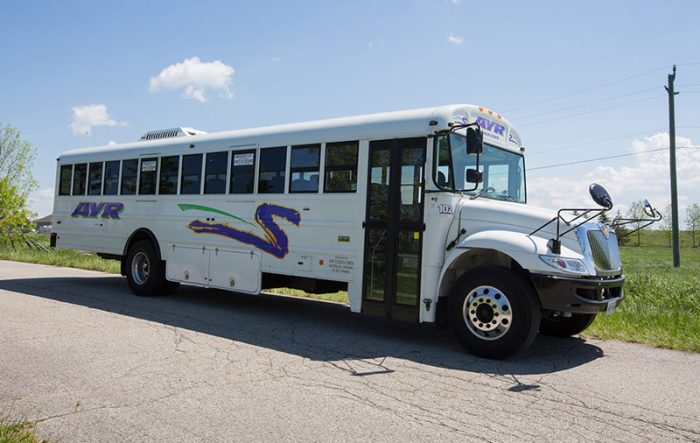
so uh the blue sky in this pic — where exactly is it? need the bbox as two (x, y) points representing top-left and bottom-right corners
(2, 0), (699, 219)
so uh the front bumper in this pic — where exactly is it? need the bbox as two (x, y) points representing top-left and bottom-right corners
(531, 273), (624, 314)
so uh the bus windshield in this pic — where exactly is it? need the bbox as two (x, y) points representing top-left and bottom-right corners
(435, 133), (526, 203)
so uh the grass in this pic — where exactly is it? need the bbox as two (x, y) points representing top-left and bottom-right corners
(264, 287), (348, 304)
(583, 245), (700, 352)
(0, 236), (118, 274)
(1, 232), (698, 352)
(0, 418), (46, 443)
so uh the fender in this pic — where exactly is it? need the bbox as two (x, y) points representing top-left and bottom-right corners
(436, 230), (583, 300)
(120, 228), (162, 276)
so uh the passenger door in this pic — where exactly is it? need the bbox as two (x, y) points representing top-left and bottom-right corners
(362, 137), (426, 321)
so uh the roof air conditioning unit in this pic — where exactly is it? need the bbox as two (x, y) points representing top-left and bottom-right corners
(139, 127), (207, 141)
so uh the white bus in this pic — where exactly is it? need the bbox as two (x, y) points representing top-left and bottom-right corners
(52, 104), (624, 358)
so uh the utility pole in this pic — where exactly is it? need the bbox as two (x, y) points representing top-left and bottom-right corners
(665, 65), (681, 267)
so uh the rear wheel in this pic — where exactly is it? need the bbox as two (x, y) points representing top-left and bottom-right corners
(539, 313), (597, 337)
(448, 266), (540, 359)
(164, 281), (180, 295)
(125, 240), (167, 296)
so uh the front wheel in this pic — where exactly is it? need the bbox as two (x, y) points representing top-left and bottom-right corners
(448, 266), (540, 359)
(539, 313), (597, 337)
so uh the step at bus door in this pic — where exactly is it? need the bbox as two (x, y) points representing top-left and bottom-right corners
(362, 137), (426, 322)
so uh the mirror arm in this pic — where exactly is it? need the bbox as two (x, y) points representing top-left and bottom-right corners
(529, 207), (610, 254)
(611, 209), (663, 239)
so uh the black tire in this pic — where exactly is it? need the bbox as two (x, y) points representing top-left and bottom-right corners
(539, 313), (597, 337)
(164, 281), (180, 295)
(125, 240), (167, 296)
(448, 266), (540, 359)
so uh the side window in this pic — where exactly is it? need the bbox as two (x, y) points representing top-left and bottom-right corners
(72, 163), (87, 196)
(159, 156), (180, 195)
(230, 150), (256, 194)
(138, 157), (158, 195)
(59, 165), (72, 196)
(181, 154), (203, 195)
(258, 147), (286, 194)
(204, 151), (228, 194)
(290, 144), (320, 193)
(103, 161), (120, 195)
(324, 141), (358, 192)
(120, 159), (138, 195)
(88, 162), (103, 195)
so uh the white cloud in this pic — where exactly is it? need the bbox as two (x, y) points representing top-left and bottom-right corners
(149, 56), (235, 103)
(270, 56), (282, 63)
(107, 140), (117, 145)
(28, 188), (54, 217)
(446, 32), (464, 46)
(69, 104), (123, 136)
(528, 132), (700, 225)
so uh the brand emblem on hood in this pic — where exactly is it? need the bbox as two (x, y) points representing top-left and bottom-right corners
(602, 224), (610, 240)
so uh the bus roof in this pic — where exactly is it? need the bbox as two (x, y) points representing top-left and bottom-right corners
(58, 104), (522, 162)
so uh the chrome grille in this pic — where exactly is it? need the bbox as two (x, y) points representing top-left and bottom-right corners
(587, 230), (621, 272)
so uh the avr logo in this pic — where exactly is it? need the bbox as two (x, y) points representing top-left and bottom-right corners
(475, 116), (505, 135)
(71, 202), (124, 219)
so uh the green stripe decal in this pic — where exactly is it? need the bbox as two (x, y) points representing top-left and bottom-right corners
(177, 204), (255, 227)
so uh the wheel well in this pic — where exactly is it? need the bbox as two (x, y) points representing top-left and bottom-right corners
(435, 248), (531, 328)
(121, 229), (161, 276)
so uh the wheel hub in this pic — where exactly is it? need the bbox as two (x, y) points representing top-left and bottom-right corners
(475, 303), (495, 324)
(462, 285), (513, 341)
(131, 251), (150, 286)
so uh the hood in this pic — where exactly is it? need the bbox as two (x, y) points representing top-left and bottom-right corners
(459, 198), (561, 236)
(456, 197), (592, 263)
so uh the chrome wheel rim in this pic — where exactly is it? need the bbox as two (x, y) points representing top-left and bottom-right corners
(131, 251), (150, 286)
(462, 285), (513, 341)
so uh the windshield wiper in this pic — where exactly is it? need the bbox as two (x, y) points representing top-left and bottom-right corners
(469, 187), (494, 200)
(470, 189), (518, 202)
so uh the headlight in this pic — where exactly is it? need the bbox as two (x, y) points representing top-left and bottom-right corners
(539, 255), (590, 275)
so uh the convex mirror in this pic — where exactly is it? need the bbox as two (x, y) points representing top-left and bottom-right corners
(589, 183), (613, 209)
(466, 126), (483, 155)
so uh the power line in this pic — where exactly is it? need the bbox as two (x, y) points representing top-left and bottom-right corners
(527, 128), (666, 156)
(518, 95), (664, 128)
(527, 146), (698, 171)
(502, 65), (670, 113)
(512, 87), (660, 121)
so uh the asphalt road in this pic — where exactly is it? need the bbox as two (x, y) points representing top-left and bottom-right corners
(0, 260), (698, 442)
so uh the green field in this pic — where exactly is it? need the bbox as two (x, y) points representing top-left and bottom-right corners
(584, 245), (699, 351)
(1, 231), (698, 352)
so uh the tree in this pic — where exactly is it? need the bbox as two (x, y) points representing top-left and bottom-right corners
(0, 123), (37, 245)
(626, 200), (647, 247)
(0, 123), (37, 196)
(598, 211), (611, 225)
(613, 209), (630, 246)
(686, 203), (700, 248)
(0, 178), (34, 245)
(659, 204), (673, 247)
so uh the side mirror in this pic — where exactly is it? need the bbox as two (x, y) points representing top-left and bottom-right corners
(466, 169), (483, 184)
(589, 183), (613, 209)
(466, 126), (483, 155)
(643, 199), (656, 217)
